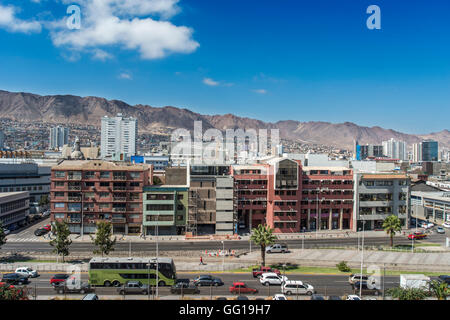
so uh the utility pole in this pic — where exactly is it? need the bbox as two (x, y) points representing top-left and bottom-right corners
(221, 241), (225, 272)
(156, 223), (159, 297)
(382, 263), (386, 300)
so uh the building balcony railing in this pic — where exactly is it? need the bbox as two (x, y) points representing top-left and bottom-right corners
(112, 186), (127, 191)
(68, 196), (82, 202)
(68, 218), (81, 223)
(113, 197), (127, 202)
(67, 175), (82, 180)
(113, 176), (127, 181)
(68, 186), (81, 191)
(112, 217), (126, 223)
(112, 207), (126, 212)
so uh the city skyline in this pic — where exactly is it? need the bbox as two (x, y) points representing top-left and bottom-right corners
(0, 1), (449, 134)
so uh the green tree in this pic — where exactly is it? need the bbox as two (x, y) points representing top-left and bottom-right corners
(39, 195), (49, 206)
(336, 261), (351, 273)
(430, 280), (449, 300)
(387, 287), (428, 300)
(382, 215), (402, 247)
(0, 222), (6, 249)
(49, 220), (72, 262)
(250, 224), (277, 267)
(91, 221), (116, 257)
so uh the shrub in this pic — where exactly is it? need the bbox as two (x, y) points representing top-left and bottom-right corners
(336, 261), (351, 272)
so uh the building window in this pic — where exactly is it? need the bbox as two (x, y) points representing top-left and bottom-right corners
(54, 203), (65, 208)
(54, 171), (65, 178)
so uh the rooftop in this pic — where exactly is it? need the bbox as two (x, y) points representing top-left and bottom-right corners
(411, 191), (450, 202)
(53, 160), (151, 171)
(361, 173), (408, 180)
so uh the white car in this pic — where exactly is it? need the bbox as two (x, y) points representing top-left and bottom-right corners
(2, 228), (10, 235)
(281, 280), (315, 296)
(421, 222), (434, 229)
(273, 294), (287, 300)
(15, 267), (39, 278)
(346, 295), (361, 300)
(260, 273), (288, 286)
(41, 210), (51, 217)
(443, 222), (450, 229)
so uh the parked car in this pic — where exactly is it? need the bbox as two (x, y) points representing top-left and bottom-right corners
(170, 282), (200, 294)
(273, 294), (287, 300)
(34, 228), (48, 236)
(42, 224), (52, 231)
(266, 244), (288, 253)
(310, 294), (325, 300)
(237, 296), (249, 300)
(193, 275), (224, 287)
(1, 273), (29, 285)
(41, 210), (51, 218)
(50, 274), (70, 286)
(252, 266), (280, 278)
(2, 228), (10, 236)
(348, 274), (369, 285)
(346, 295), (361, 300)
(328, 296), (342, 300)
(443, 222), (450, 229)
(436, 227), (445, 234)
(438, 275), (450, 284)
(215, 297), (228, 300)
(15, 267), (39, 278)
(229, 282), (258, 295)
(118, 281), (149, 295)
(281, 280), (315, 296)
(408, 232), (427, 240)
(352, 281), (381, 296)
(175, 278), (190, 285)
(82, 293), (99, 300)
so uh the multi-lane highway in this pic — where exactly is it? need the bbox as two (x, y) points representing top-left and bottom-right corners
(16, 272), (405, 298)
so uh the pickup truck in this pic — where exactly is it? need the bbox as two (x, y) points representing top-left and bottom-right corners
(54, 280), (92, 294)
(117, 281), (150, 295)
(252, 266), (280, 278)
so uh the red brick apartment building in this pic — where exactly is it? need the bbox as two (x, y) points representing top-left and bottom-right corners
(232, 158), (354, 233)
(50, 160), (152, 235)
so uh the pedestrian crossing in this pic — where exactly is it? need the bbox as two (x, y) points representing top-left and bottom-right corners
(6, 236), (50, 242)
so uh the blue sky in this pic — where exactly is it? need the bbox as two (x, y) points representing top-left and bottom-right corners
(0, 0), (449, 134)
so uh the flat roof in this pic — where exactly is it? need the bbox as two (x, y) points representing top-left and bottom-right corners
(0, 191), (29, 198)
(411, 191), (450, 202)
(53, 160), (151, 171)
(303, 166), (350, 171)
(89, 257), (173, 264)
(362, 174), (408, 179)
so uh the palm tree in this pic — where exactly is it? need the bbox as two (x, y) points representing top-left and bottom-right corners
(430, 280), (449, 300)
(382, 215), (402, 247)
(250, 224), (277, 267)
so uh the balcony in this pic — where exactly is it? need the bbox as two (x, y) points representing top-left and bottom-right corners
(113, 197), (127, 202)
(68, 218), (81, 223)
(112, 217), (126, 223)
(112, 186), (127, 191)
(68, 186), (81, 191)
(68, 196), (81, 202)
(113, 175), (127, 181)
(112, 207), (126, 212)
(67, 175), (82, 181)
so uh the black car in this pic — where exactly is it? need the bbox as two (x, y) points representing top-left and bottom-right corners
(352, 281), (380, 296)
(1, 273), (29, 285)
(327, 296), (342, 300)
(176, 278), (191, 285)
(216, 297), (228, 300)
(170, 282), (200, 294)
(34, 228), (48, 236)
(237, 296), (249, 300)
(438, 275), (450, 284)
(310, 294), (325, 300)
(193, 275), (224, 287)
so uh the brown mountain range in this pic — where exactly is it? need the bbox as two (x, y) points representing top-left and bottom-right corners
(0, 89), (448, 150)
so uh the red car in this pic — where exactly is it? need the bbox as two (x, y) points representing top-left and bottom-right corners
(252, 266), (280, 278)
(408, 232), (427, 240)
(43, 224), (52, 231)
(229, 282), (258, 295)
(50, 274), (70, 286)
(0, 282), (15, 289)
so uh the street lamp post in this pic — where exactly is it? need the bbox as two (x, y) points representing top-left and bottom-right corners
(156, 223), (159, 297)
(147, 260), (150, 300)
(221, 241), (225, 272)
(359, 220), (366, 297)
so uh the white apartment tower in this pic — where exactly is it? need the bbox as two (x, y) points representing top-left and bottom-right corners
(101, 114), (137, 158)
(49, 126), (69, 150)
(382, 138), (407, 160)
(412, 143), (423, 162)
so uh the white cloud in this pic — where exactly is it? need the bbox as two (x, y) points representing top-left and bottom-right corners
(118, 72), (132, 80)
(203, 78), (220, 86)
(92, 49), (113, 61)
(50, 0), (198, 60)
(252, 89), (267, 94)
(0, 4), (42, 33)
